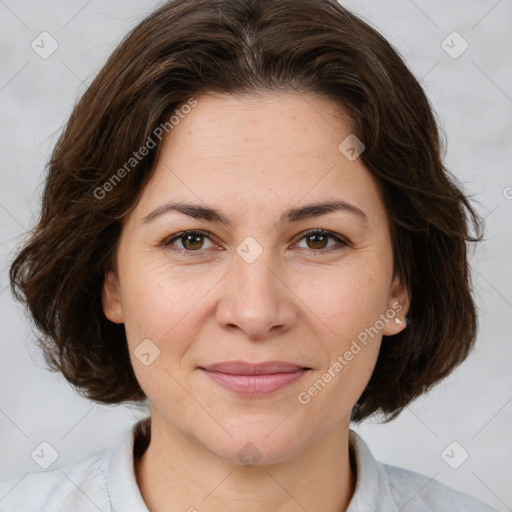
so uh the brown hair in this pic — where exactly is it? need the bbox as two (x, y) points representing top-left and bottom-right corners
(9, 0), (483, 422)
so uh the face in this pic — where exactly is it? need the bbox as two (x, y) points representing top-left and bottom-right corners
(102, 92), (409, 465)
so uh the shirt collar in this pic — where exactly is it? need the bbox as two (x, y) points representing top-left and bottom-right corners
(107, 419), (397, 512)
(107, 418), (150, 511)
(347, 429), (398, 511)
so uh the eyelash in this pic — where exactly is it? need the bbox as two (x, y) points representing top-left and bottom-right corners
(160, 229), (350, 257)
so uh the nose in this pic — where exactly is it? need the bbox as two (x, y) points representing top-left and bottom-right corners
(215, 249), (298, 340)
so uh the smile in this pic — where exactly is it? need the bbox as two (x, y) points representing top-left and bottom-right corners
(199, 369), (310, 396)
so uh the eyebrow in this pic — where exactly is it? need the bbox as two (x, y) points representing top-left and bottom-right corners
(142, 199), (368, 226)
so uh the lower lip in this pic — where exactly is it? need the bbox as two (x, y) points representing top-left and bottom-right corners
(199, 369), (310, 397)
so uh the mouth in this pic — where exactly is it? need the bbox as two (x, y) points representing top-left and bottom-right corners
(197, 360), (312, 397)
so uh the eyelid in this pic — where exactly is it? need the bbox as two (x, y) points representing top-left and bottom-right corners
(292, 228), (351, 248)
(161, 230), (218, 255)
(161, 228), (351, 255)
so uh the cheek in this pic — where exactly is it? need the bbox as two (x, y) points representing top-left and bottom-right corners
(118, 254), (202, 336)
(119, 241), (392, 403)
(118, 254), (224, 387)
(119, 261), (196, 403)
(294, 261), (390, 405)
(120, 246), (392, 349)
(298, 260), (392, 341)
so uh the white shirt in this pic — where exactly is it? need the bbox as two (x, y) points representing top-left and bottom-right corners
(0, 418), (497, 511)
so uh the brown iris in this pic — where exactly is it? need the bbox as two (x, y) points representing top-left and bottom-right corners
(182, 233), (205, 250)
(306, 233), (329, 250)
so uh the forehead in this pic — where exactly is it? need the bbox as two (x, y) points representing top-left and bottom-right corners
(169, 91), (355, 160)
(131, 92), (386, 228)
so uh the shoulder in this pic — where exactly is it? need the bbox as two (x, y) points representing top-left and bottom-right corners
(0, 447), (111, 512)
(382, 463), (498, 512)
(348, 430), (497, 512)
(0, 418), (149, 512)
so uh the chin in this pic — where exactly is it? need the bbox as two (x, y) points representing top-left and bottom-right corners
(200, 422), (305, 467)
(218, 441), (300, 467)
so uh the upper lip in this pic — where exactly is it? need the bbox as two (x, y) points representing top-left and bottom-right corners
(199, 360), (311, 375)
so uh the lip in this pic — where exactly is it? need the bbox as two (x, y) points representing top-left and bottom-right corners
(198, 360), (311, 397)
(200, 360), (310, 375)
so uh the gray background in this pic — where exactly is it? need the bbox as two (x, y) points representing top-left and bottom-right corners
(0, 0), (511, 510)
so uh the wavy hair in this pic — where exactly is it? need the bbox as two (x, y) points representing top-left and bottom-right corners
(9, 0), (483, 422)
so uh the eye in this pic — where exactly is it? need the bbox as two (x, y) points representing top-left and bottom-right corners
(161, 229), (350, 256)
(162, 230), (218, 254)
(293, 229), (350, 254)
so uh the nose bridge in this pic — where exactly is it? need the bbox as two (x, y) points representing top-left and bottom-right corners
(216, 236), (296, 338)
(232, 237), (281, 311)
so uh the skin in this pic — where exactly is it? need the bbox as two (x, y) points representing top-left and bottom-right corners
(102, 91), (410, 512)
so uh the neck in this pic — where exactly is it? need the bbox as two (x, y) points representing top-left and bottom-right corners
(134, 413), (356, 512)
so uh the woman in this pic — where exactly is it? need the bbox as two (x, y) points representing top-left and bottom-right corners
(0, 0), (497, 510)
